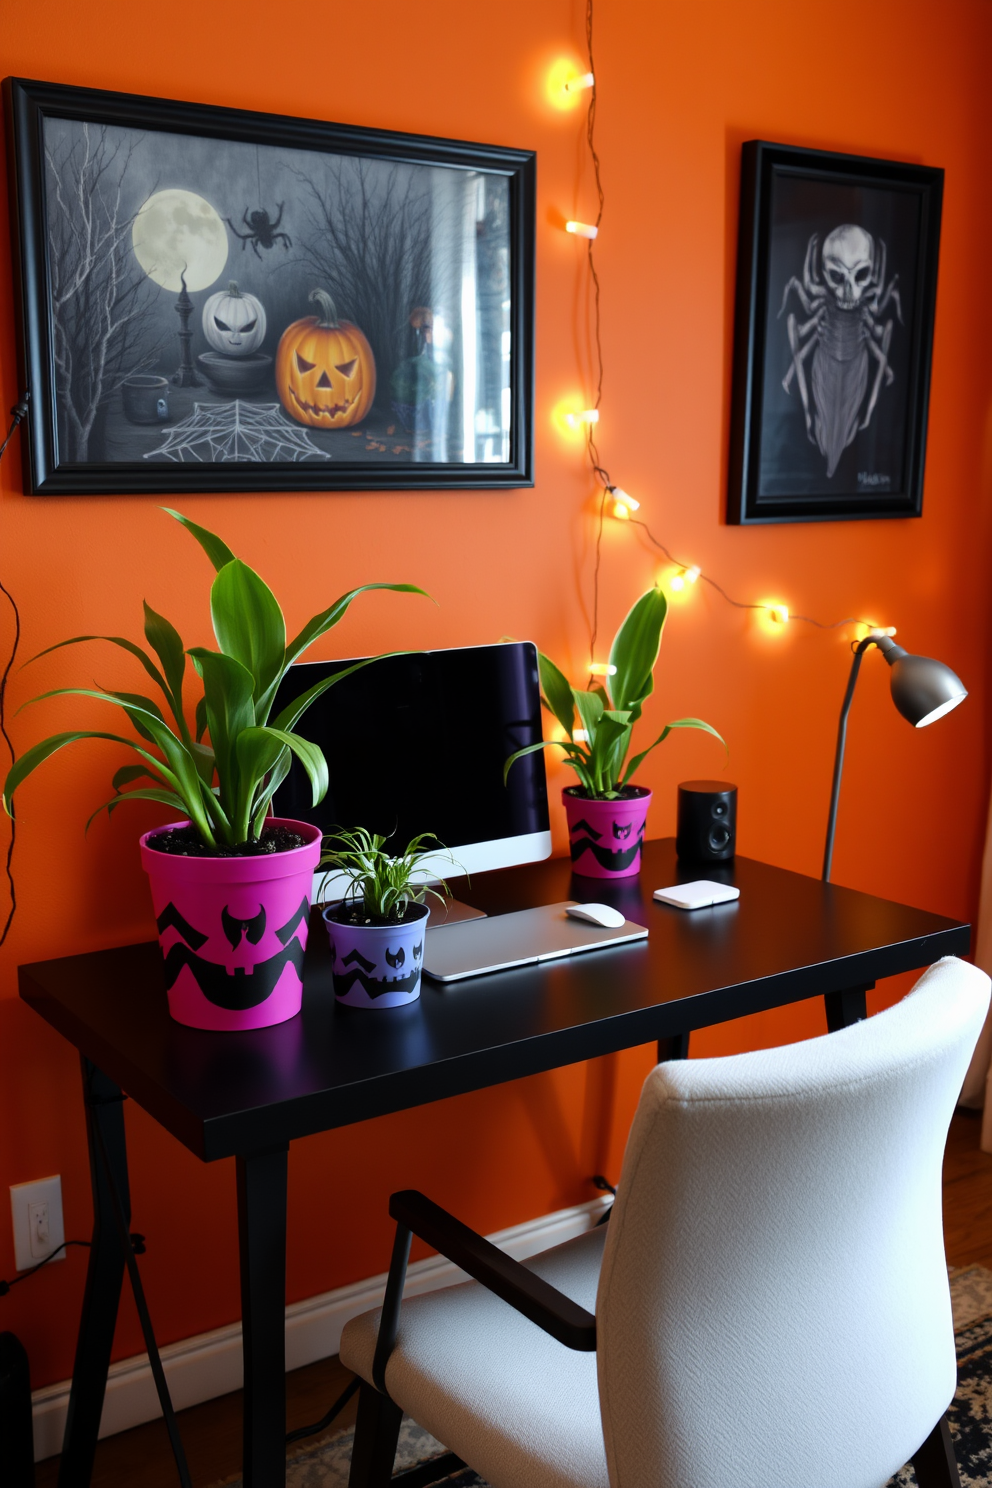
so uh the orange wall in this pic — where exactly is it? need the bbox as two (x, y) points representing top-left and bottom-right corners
(2, 0), (992, 1392)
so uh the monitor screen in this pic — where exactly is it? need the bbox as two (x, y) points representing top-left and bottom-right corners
(271, 641), (551, 898)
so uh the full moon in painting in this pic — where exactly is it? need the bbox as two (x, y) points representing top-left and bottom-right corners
(132, 190), (228, 292)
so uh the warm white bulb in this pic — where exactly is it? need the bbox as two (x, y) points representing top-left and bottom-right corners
(685, 565), (701, 583)
(669, 574), (685, 592)
(573, 728), (590, 742)
(589, 663), (617, 677)
(565, 408), (599, 428)
(565, 221), (599, 239)
(770, 604), (790, 624)
(564, 71), (595, 93)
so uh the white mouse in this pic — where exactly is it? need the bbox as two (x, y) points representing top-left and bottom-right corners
(566, 902), (625, 929)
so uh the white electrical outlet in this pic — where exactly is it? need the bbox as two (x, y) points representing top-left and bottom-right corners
(10, 1176), (64, 1271)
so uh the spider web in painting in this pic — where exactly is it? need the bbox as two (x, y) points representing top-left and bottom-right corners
(144, 402), (332, 463)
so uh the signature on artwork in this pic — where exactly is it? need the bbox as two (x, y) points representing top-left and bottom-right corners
(857, 471), (891, 487)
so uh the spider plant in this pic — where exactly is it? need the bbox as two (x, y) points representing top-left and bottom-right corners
(320, 827), (455, 924)
(504, 585), (723, 800)
(1, 509), (429, 849)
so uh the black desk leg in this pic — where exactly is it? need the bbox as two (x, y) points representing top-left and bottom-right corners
(237, 1147), (289, 1488)
(657, 1032), (690, 1062)
(824, 984), (873, 1032)
(58, 1059), (131, 1488)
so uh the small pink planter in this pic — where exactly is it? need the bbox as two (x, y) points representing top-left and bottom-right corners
(563, 786), (652, 879)
(140, 818), (321, 1031)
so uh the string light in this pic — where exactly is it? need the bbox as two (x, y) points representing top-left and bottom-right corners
(589, 662), (617, 676)
(560, 0), (896, 656)
(609, 487), (639, 520)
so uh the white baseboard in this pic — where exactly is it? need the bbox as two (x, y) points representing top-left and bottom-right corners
(32, 1194), (609, 1463)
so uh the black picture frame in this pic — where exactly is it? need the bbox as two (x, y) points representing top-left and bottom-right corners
(728, 140), (942, 524)
(4, 77), (536, 496)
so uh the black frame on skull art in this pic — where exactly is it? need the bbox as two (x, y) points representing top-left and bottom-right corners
(4, 77), (535, 496)
(727, 140), (943, 524)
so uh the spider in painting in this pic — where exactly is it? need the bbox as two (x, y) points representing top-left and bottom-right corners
(225, 204), (292, 259)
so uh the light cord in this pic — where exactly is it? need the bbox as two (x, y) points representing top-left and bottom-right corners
(0, 398), (27, 949)
(571, 8), (890, 649)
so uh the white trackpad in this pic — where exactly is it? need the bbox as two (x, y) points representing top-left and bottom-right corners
(653, 881), (740, 910)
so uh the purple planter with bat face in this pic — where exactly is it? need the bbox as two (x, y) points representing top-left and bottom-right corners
(563, 786), (652, 879)
(322, 901), (430, 1009)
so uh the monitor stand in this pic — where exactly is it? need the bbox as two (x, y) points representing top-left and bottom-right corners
(426, 896), (487, 929)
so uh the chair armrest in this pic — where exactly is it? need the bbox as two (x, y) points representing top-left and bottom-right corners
(389, 1189), (597, 1352)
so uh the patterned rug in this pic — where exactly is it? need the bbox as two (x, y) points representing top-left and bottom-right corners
(216, 1266), (992, 1488)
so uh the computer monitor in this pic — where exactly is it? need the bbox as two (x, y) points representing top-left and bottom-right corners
(271, 641), (552, 901)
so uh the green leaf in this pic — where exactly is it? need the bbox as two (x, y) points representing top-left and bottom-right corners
(537, 652), (575, 737)
(3, 729), (180, 815)
(85, 785), (188, 834)
(609, 586), (668, 720)
(190, 740), (215, 786)
(106, 690), (167, 743)
(250, 745), (293, 838)
(163, 509), (237, 572)
(589, 711), (633, 793)
(283, 584), (431, 671)
(26, 633), (170, 701)
(572, 688), (605, 742)
(503, 738), (565, 784)
(187, 649), (255, 821)
(143, 603), (187, 729)
(210, 560), (286, 714)
(621, 716), (725, 786)
(271, 655), (401, 734)
(194, 696), (208, 742)
(241, 727), (328, 807)
(112, 763), (160, 790)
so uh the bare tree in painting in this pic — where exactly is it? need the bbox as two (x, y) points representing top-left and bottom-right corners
(289, 156), (433, 395)
(45, 123), (163, 462)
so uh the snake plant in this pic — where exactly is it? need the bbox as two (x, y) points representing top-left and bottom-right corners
(505, 585), (723, 800)
(2, 509), (428, 848)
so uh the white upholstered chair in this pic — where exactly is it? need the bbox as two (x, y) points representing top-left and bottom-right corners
(341, 956), (990, 1488)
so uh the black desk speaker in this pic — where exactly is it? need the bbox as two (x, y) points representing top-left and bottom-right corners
(676, 780), (737, 862)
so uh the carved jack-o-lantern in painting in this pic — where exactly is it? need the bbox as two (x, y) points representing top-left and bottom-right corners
(276, 289), (376, 429)
(201, 281), (267, 357)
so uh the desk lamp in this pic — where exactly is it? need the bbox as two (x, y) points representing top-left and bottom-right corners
(822, 633), (967, 882)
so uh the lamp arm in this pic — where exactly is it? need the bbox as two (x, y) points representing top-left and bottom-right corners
(822, 637), (877, 883)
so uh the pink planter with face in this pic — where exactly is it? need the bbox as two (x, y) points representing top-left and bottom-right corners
(563, 786), (652, 879)
(140, 818), (321, 1031)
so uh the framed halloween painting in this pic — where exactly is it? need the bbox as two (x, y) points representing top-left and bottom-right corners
(4, 77), (535, 495)
(727, 140), (943, 524)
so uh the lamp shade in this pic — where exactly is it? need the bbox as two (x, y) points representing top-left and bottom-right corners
(881, 643), (968, 728)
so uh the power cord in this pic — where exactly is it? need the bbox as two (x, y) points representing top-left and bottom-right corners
(0, 1232), (145, 1296)
(0, 396), (28, 951)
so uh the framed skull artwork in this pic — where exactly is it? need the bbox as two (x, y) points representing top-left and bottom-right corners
(727, 141), (943, 523)
(4, 77), (535, 495)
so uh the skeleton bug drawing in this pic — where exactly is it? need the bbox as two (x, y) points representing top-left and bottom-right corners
(778, 225), (903, 478)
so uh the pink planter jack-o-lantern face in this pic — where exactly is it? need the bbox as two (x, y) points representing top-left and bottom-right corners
(158, 895), (311, 1011)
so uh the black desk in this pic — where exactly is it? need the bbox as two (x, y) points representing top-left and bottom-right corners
(19, 840), (969, 1488)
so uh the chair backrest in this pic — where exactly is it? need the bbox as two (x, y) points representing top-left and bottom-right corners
(596, 956), (990, 1488)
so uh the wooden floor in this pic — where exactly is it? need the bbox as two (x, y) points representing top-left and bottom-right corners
(35, 1108), (992, 1488)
